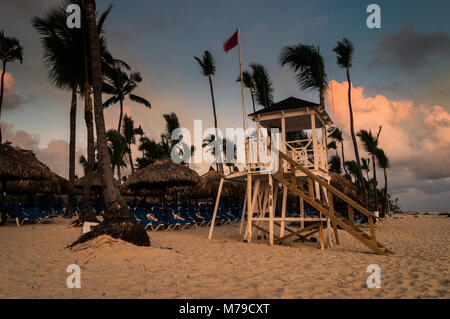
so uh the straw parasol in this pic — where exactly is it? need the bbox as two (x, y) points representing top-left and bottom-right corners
(0, 173), (70, 195)
(124, 158), (200, 223)
(0, 142), (57, 224)
(329, 172), (364, 205)
(191, 169), (244, 200)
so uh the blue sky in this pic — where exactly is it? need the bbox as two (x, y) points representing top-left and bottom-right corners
(1, 0), (450, 210)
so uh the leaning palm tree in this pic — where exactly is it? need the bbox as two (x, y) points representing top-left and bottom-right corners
(376, 148), (390, 216)
(103, 63), (151, 132)
(121, 114), (143, 174)
(0, 30), (23, 143)
(280, 43), (327, 107)
(357, 127), (382, 210)
(84, 0), (135, 225)
(236, 70), (256, 112)
(194, 50), (223, 173)
(333, 38), (367, 203)
(249, 63), (274, 109)
(361, 157), (371, 182)
(327, 140), (338, 157)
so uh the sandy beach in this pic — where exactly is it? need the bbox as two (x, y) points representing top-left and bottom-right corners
(0, 214), (448, 299)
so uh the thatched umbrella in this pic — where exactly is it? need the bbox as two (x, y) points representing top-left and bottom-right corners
(124, 158), (200, 223)
(191, 169), (244, 200)
(0, 173), (70, 195)
(329, 172), (364, 205)
(0, 142), (56, 224)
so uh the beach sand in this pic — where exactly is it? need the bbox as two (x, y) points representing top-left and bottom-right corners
(0, 214), (448, 299)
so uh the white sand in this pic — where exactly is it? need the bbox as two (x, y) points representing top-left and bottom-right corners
(0, 215), (448, 298)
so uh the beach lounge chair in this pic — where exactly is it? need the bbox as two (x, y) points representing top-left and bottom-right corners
(131, 208), (166, 231)
(7, 205), (43, 226)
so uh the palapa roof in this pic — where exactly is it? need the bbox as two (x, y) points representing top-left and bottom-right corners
(1, 173), (70, 195)
(329, 172), (364, 205)
(0, 142), (55, 181)
(124, 158), (200, 192)
(191, 170), (244, 199)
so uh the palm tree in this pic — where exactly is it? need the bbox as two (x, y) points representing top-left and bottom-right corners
(249, 63), (274, 109)
(361, 157), (371, 182)
(32, 5), (80, 218)
(327, 140), (338, 157)
(121, 114), (143, 174)
(329, 155), (342, 174)
(333, 38), (367, 203)
(236, 70), (256, 112)
(103, 63), (151, 132)
(376, 148), (390, 215)
(344, 160), (358, 183)
(328, 127), (348, 175)
(160, 112), (180, 153)
(85, 0), (131, 221)
(107, 129), (128, 182)
(357, 127), (382, 210)
(194, 50), (223, 173)
(280, 44), (327, 107)
(0, 30), (23, 143)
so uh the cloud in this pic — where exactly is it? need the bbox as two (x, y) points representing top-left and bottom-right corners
(328, 80), (450, 207)
(2, 122), (85, 178)
(1, 72), (22, 111)
(369, 25), (450, 71)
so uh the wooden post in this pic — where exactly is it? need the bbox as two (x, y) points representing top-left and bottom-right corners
(328, 192), (340, 245)
(281, 115), (287, 171)
(300, 197), (304, 229)
(268, 174), (274, 245)
(239, 194), (247, 234)
(246, 173), (253, 242)
(348, 204), (354, 229)
(280, 186), (287, 237)
(208, 178), (224, 239)
(311, 113), (321, 200)
(319, 222), (325, 250)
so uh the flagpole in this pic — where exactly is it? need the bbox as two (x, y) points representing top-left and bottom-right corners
(237, 27), (250, 171)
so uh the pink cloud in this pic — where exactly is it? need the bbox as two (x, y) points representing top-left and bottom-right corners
(1, 72), (22, 110)
(327, 80), (450, 187)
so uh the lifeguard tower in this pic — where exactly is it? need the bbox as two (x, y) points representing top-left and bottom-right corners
(208, 97), (392, 255)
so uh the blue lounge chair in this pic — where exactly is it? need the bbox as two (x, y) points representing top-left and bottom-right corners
(7, 205), (42, 226)
(131, 208), (167, 231)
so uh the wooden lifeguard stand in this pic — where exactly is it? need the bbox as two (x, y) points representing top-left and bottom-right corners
(208, 97), (392, 255)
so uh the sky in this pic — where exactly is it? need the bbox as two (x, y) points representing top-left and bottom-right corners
(1, 0), (449, 211)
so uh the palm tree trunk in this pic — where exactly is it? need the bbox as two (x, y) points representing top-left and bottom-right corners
(372, 155), (379, 211)
(128, 149), (135, 173)
(117, 166), (121, 183)
(250, 88), (256, 113)
(85, 0), (130, 221)
(80, 84), (97, 223)
(346, 68), (367, 203)
(65, 87), (77, 218)
(208, 74), (223, 173)
(117, 98), (124, 133)
(0, 61), (7, 144)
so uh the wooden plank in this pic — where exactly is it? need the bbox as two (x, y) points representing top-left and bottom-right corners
(318, 222), (324, 250)
(348, 205), (354, 229)
(275, 222), (320, 244)
(328, 192), (340, 245)
(208, 178), (224, 240)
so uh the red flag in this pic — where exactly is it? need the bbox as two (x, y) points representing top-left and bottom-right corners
(223, 30), (238, 52)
